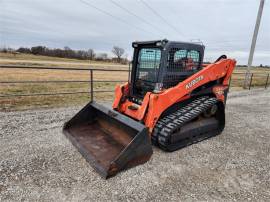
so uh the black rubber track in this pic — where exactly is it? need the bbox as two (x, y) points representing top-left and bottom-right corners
(152, 96), (224, 151)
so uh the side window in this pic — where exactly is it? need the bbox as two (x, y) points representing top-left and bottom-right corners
(171, 49), (200, 71)
(174, 50), (187, 62)
(187, 50), (199, 62)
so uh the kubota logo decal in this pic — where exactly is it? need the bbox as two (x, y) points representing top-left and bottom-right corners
(186, 75), (204, 89)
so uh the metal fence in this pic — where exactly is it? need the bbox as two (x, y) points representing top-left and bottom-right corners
(0, 65), (129, 102)
(0, 65), (269, 101)
(230, 72), (269, 90)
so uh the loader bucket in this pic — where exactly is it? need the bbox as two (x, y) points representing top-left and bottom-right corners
(63, 102), (153, 178)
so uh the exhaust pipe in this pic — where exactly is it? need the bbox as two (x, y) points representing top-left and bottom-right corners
(63, 102), (153, 178)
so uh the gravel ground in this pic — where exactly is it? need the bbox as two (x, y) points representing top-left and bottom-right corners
(0, 89), (270, 201)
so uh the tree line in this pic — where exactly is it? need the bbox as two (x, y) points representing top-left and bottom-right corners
(0, 46), (128, 64)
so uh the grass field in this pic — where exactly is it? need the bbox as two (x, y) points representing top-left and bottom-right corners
(0, 53), (269, 111)
(0, 53), (128, 110)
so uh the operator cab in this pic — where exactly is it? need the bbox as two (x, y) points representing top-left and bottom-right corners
(130, 39), (205, 102)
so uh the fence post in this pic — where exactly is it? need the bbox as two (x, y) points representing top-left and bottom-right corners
(249, 73), (253, 90)
(265, 74), (269, 89)
(90, 69), (93, 102)
(243, 73), (249, 89)
(128, 62), (131, 83)
(228, 76), (232, 93)
(229, 76), (232, 87)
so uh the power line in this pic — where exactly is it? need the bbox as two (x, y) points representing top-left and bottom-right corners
(109, 0), (167, 37)
(138, 0), (186, 40)
(79, 0), (160, 38)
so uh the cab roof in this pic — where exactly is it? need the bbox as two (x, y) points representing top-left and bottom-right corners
(132, 39), (205, 52)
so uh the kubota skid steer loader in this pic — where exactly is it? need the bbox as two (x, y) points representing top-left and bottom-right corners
(63, 39), (236, 178)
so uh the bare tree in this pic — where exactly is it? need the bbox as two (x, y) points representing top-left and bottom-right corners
(87, 49), (95, 60)
(112, 46), (125, 62)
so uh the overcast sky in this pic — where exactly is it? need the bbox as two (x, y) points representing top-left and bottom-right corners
(0, 0), (269, 65)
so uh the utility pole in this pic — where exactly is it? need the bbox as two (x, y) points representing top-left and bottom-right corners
(244, 0), (265, 88)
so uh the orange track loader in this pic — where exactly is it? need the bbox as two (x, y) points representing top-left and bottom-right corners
(63, 40), (236, 178)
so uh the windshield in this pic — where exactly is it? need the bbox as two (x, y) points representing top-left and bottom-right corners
(136, 48), (161, 83)
(133, 47), (161, 98)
